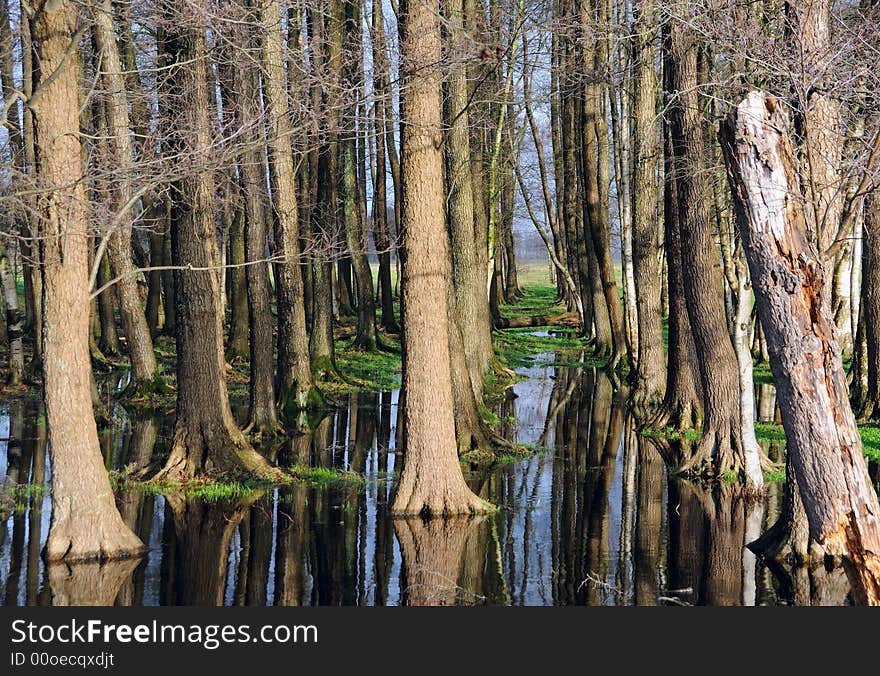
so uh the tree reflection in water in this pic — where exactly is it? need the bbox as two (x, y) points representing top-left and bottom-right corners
(1, 355), (871, 606)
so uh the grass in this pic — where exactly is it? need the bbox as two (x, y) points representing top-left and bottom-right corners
(288, 464), (367, 486)
(493, 326), (596, 370)
(644, 420), (879, 483)
(497, 285), (565, 320)
(0, 482), (49, 514)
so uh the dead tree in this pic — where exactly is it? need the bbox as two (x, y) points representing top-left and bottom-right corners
(721, 91), (880, 605)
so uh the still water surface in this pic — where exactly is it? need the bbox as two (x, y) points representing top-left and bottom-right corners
(0, 346), (865, 605)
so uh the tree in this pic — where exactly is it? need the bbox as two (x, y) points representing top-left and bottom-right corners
(31, 0), (143, 561)
(665, 15), (759, 486)
(92, 0), (159, 394)
(629, 0), (665, 412)
(156, 0), (280, 481)
(721, 90), (880, 605)
(261, 0), (316, 413)
(233, 2), (281, 438)
(392, 0), (491, 516)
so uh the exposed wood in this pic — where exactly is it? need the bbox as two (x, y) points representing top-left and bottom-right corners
(721, 90), (880, 604)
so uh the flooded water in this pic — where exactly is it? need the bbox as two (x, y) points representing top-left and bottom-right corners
(0, 345), (870, 606)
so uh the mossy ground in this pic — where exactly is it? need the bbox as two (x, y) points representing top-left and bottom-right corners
(643, 421), (879, 484)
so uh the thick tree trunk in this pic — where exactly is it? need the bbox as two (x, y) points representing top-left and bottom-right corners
(392, 0), (490, 517)
(652, 121), (702, 432)
(32, 0), (144, 562)
(666, 21), (749, 483)
(630, 0), (665, 412)
(444, 0), (493, 398)
(721, 90), (880, 605)
(156, 1), (280, 482)
(579, 0), (626, 366)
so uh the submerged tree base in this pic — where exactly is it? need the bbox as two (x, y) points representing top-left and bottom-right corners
(154, 425), (285, 484)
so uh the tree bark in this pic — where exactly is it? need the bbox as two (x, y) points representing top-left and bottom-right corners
(444, 0), (493, 398)
(156, 1), (280, 482)
(629, 0), (665, 413)
(666, 20), (750, 483)
(854, 191), (880, 419)
(392, 0), (491, 517)
(234, 5), (281, 439)
(721, 90), (880, 605)
(92, 0), (159, 392)
(371, 0), (399, 334)
(261, 0), (316, 412)
(32, 0), (144, 561)
(0, 239), (24, 386)
(341, 0), (378, 351)
(651, 118), (702, 432)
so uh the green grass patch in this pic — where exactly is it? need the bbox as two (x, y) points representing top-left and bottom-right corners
(288, 464), (367, 486)
(640, 426), (701, 442)
(494, 326), (593, 370)
(497, 285), (565, 319)
(325, 337), (402, 394)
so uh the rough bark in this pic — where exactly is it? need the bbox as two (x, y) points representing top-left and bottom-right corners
(721, 90), (880, 605)
(392, 0), (491, 517)
(651, 119), (702, 431)
(261, 0), (316, 412)
(630, 0), (665, 412)
(235, 7), (281, 439)
(444, 0), (493, 396)
(156, 1), (280, 482)
(92, 0), (159, 391)
(579, 0), (626, 366)
(32, 0), (144, 562)
(666, 20), (749, 482)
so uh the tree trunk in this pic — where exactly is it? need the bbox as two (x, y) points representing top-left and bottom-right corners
(579, 0), (626, 366)
(392, 0), (490, 517)
(371, 0), (399, 334)
(721, 90), (880, 605)
(309, 3), (339, 381)
(652, 119), (702, 432)
(666, 20), (749, 483)
(0, 239), (24, 386)
(93, 0), (159, 392)
(156, 1), (280, 482)
(96, 253), (121, 357)
(855, 191), (880, 419)
(225, 206), (249, 360)
(32, 0), (144, 562)
(235, 6), (281, 439)
(444, 0), (493, 398)
(629, 0), (665, 412)
(341, 0), (378, 351)
(261, 0), (316, 412)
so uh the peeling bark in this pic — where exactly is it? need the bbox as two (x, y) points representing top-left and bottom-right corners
(721, 91), (880, 605)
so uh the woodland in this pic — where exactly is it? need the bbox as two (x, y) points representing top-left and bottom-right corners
(0, 0), (879, 606)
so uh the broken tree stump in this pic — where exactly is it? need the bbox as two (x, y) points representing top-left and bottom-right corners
(720, 90), (880, 605)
